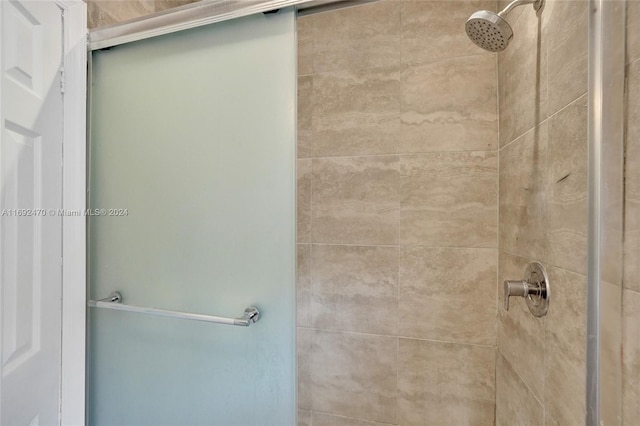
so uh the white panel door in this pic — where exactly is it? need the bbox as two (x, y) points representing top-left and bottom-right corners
(0, 1), (64, 425)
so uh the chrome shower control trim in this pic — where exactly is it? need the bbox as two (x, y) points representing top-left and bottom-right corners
(503, 262), (550, 317)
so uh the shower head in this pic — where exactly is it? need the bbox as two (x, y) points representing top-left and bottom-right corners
(465, 0), (543, 52)
(465, 10), (513, 52)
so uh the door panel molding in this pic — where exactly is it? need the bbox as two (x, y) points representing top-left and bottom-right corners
(1, 1), (64, 424)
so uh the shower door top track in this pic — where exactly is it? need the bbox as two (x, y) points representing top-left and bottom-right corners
(89, 0), (346, 50)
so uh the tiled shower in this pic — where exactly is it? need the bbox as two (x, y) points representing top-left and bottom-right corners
(87, 0), (639, 424)
(296, 2), (498, 424)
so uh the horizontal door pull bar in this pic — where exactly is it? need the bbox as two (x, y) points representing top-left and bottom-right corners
(88, 292), (260, 327)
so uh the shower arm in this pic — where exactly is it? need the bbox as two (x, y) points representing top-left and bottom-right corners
(498, 0), (543, 17)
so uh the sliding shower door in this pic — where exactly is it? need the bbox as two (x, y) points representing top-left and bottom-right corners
(88, 9), (296, 425)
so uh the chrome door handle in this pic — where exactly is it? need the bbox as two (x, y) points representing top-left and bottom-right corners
(88, 291), (261, 326)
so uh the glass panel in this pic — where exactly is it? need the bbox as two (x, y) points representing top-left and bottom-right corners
(88, 9), (296, 425)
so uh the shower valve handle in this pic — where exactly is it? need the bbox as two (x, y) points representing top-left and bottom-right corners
(503, 280), (540, 311)
(502, 262), (550, 317)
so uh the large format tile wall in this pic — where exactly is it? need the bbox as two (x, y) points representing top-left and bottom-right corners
(296, 1), (499, 424)
(495, 1), (592, 425)
(624, 1), (640, 424)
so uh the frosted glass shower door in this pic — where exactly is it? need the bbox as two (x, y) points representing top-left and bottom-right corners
(88, 9), (296, 426)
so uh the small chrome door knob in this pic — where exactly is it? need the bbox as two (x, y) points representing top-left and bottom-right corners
(503, 262), (550, 317)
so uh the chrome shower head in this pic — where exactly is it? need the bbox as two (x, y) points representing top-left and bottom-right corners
(465, 10), (513, 52)
(465, 0), (543, 52)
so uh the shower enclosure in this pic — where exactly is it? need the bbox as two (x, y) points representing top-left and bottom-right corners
(84, 0), (632, 424)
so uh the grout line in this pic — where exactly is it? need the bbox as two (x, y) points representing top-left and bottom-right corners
(401, 52), (495, 70)
(628, 55), (640, 69)
(399, 0), (404, 72)
(622, 54), (630, 295)
(309, 88), (314, 243)
(307, 148), (500, 161)
(499, 248), (588, 278)
(307, 243), (313, 330)
(497, 350), (545, 409)
(310, 409), (397, 426)
(546, 90), (589, 119)
(310, 153), (401, 160)
(397, 0), (405, 263)
(297, 326), (497, 349)
(395, 245), (400, 424)
(542, 302), (547, 425)
(308, 242), (401, 248)
(394, 0), (403, 390)
(499, 121), (539, 152)
(304, 52), (493, 79)
(395, 331), (400, 425)
(624, 287), (640, 295)
(305, 242), (499, 250)
(499, 91), (588, 151)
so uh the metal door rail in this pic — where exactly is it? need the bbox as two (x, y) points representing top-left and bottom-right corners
(88, 292), (260, 326)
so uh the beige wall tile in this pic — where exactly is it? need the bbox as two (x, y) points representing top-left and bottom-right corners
(312, 156), (399, 245)
(600, 169), (625, 287)
(544, 0), (588, 116)
(298, 327), (313, 410)
(497, 251), (545, 400)
(87, 1), (116, 29)
(498, 7), (547, 146)
(544, 267), (587, 426)
(87, 0), (155, 28)
(623, 289), (640, 424)
(400, 151), (497, 247)
(400, 0), (496, 65)
(298, 17), (314, 76)
(546, 95), (588, 275)
(499, 123), (548, 261)
(625, 59), (640, 291)
(312, 68), (401, 157)
(310, 330), (397, 424)
(311, 245), (398, 335)
(298, 409), (312, 426)
(153, 0), (197, 12)
(397, 338), (495, 426)
(298, 244), (311, 327)
(298, 76), (313, 158)
(298, 159), (312, 243)
(399, 247), (497, 345)
(496, 353), (544, 426)
(400, 55), (498, 153)
(311, 1), (401, 73)
(140, 0), (157, 12)
(86, 0), (198, 28)
(312, 412), (395, 426)
(601, 280), (624, 425)
(627, 1), (640, 65)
